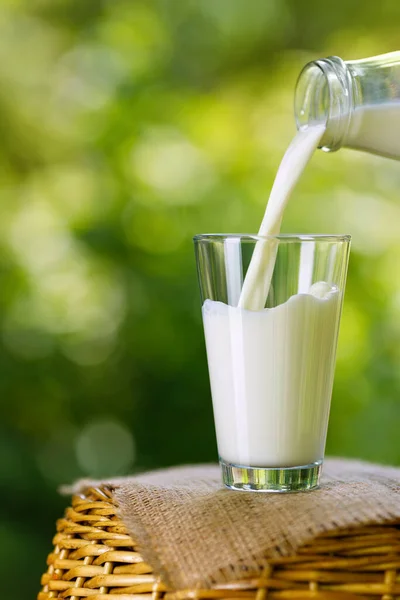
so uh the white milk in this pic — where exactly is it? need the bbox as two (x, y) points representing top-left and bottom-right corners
(238, 124), (325, 311)
(345, 104), (400, 159)
(203, 284), (341, 467)
(202, 124), (342, 468)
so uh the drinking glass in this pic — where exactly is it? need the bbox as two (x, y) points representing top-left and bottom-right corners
(194, 234), (351, 492)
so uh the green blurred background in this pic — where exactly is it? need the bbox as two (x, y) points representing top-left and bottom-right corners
(1, 0), (400, 597)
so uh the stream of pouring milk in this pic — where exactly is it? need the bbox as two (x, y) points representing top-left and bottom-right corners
(238, 124), (325, 310)
(202, 124), (344, 468)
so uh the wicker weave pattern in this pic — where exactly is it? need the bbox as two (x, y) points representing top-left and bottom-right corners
(39, 487), (166, 600)
(39, 486), (400, 600)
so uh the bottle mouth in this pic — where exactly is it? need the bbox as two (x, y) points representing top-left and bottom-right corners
(295, 63), (330, 128)
(294, 56), (353, 152)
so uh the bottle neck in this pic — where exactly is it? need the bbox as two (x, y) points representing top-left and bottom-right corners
(294, 56), (355, 152)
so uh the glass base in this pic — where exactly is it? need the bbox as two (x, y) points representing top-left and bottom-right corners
(221, 459), (322, 493)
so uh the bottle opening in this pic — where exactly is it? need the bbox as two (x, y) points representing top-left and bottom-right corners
(295, 57), (353, 152)
(295, 63), (330, 130)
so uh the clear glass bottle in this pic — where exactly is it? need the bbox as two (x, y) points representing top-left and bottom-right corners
(295, 51), (400, 159)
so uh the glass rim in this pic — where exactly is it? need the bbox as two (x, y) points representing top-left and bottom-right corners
(193, 233), (351, 243)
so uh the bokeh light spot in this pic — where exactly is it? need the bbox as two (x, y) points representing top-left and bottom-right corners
(36, 425), (81, 485)
(75, 418), (135, 477)
(131, 128), (214, 203)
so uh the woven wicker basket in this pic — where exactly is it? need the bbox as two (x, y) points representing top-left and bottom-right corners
(39, 486), (400, 600)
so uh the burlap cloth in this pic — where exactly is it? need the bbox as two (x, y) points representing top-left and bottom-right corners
(68, 459), (400, 590)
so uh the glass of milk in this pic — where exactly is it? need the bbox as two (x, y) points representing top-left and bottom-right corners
(195, 234), (350, 492)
